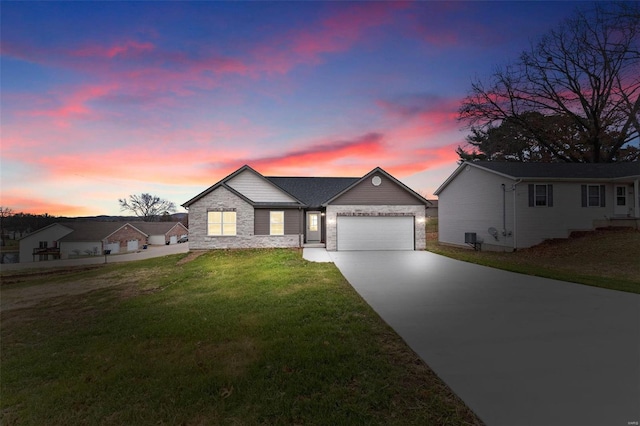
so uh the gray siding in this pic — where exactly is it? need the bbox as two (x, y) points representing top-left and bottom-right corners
(227, 169), (297, 203)
(330, 173), (423, 205)
(254, 209), (302, 235)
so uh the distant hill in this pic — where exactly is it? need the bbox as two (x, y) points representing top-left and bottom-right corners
(63, 213), (187, 222)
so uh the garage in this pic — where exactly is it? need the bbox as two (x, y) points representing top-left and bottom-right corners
(127, 240), (139, 251)
(336, 216), (414, 251)
(105, 242), (120, 254)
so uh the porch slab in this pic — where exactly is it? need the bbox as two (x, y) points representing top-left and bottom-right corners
(302, 248), (333, 263)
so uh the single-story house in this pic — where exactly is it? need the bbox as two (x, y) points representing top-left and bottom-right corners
(20, 222), (149, 262)
(131, 222), (189, 245)
(434, 161), (640, 251)
(182, 165), (432, 251)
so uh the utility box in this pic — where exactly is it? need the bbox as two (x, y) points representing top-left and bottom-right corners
(464, 232), (477, 244)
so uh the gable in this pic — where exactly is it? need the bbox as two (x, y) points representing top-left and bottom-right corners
(226, 169), (298, 203)
(329, 172), (425, 205)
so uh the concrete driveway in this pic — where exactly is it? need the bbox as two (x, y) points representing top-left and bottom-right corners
(329, 250), (640, 426)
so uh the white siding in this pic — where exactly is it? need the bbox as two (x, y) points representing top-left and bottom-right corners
(438, 166), (515, 251)
(227, 170), (297, 203)
(19, 224), (73, 263)
(438, 165), (629, 250)
(514, 181), (615, 248)
(61, 241), (102, 259)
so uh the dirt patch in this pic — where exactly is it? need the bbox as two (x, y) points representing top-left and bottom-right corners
(1, 265), (106, 285)
(176, 250), (207, 265)
(0, 268), (164, 313)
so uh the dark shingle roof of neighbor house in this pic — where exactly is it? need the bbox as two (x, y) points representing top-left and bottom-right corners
(473, 161), (640, 179)
(266, 177), (359, 208)
(129, 222), (186, 235)
(57, 222), (115, 242)
(57, 222), (146, 242)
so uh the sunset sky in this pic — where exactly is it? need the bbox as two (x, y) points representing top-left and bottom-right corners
(1, 1), (590, 216)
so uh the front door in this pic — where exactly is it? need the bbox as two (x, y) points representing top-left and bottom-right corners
(306, 212), (321, 242)
(614, 185), (628, 216)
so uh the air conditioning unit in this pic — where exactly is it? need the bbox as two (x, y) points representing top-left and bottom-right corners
(464, 232), (477, 244)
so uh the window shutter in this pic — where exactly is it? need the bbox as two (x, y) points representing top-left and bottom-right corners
(528, 184), (534, 207)
(600, 185), (606, 207)
(547, 184), (553, 207)
(581, 185), (587, 207)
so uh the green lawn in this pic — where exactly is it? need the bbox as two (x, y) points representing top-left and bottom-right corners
(1, 249), (483, 425)
(427, 225), (640, 294)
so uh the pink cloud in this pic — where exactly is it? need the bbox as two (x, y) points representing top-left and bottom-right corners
(251, 3), (406, 75)
(70, 40), (155, 59)
(1, 191), (95, 216)
(26, 82), (119, 120)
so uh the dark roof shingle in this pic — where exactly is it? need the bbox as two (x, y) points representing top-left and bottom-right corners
(266, 176), (359, 208)
(474, 161), (640, 179)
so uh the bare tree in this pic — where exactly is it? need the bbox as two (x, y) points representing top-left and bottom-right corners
(118, 193), (176, 222)
(0, 206), (14, 246)
(458, 2), (640, 163)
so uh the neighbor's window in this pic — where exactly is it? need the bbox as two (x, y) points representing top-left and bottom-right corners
(270, 211), (284, 235)
(616, 187), (626, 206)
(528, 184), (553, 207)
(208, 211), (236, 236)
(588, 185), (601, 207)
(535, 185), (548, 206)
(581, 184), (606, 207)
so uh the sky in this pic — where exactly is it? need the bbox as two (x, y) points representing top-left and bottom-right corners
(1, 1), (592, 217)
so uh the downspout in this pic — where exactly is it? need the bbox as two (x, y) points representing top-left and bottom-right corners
(298, 207), (303, 248)
(501, 184), (506, 237)
(512, 180), (522, 251)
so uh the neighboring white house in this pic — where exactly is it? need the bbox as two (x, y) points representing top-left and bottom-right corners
(434, 161), (640, 251)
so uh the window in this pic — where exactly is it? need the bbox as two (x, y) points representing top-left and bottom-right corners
(309, 214), (318, 232)
(616, 187), (626, 206)
(535, 185), (548, 206)
(588, 185), (600, 206)
(270, 211), (284, 235)
(528, 184), (553, 207)
(581, 185), (606, 207)
(208, 211), (236, 236)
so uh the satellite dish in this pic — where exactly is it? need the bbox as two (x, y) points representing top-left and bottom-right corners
(488, 227), (498, 239)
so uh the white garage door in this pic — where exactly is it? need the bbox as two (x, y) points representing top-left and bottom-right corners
(127, 240), (139, 251)
(170, 235), (177, 244)
(337, 216), (414, 251)
(148, 235), (165, 245)
(106, 243), (120, 254)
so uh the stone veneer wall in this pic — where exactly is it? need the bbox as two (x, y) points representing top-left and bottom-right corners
(325, 205), (426, 251)
(189, 186), (301, 249)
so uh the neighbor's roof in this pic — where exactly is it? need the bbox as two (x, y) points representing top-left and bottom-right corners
(57, 222), (147, 242)
(474, 161), (640, 179)
(129, 221), (187, 235)
(266, 177), (359, 208)
(435, 161), (640, 195)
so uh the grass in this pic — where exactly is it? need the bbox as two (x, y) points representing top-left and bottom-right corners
(426, 220), (640, 294)
(1, 249), (483, 425)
